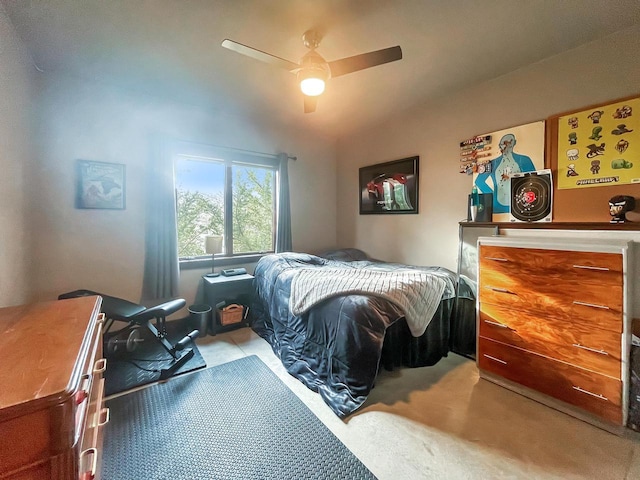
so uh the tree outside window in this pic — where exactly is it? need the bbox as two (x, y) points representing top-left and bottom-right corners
(175, 156), (275, 259)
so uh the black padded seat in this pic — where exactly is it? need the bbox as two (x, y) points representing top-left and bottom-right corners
(59, 289), (148, 320)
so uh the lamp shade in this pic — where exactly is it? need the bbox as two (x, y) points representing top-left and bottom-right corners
(205, 235), (223, 254)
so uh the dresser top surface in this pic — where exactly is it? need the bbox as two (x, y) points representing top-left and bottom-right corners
(478, 235), (632, 253)
(0, 296), (101, 412)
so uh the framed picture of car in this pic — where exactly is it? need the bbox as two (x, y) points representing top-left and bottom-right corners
(359, 156), (419, 214)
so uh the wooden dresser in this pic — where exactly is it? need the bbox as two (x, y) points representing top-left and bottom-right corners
(0, 296), (107, 480)
(477, 236), (633, 430)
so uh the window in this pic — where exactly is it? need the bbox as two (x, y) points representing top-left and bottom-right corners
(174, 148), (276, 261)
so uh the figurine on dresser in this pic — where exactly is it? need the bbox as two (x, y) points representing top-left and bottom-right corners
(608, 195), (636, 223)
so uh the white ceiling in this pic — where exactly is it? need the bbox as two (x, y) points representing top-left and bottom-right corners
(3, 0), (640, 140)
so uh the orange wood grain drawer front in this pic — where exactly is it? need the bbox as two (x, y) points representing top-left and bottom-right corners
(478, 338), (622, 424)
(478, 271), (623, 332)
(0, 297), (103, 480)
(479, 303), (622, 378)
(479, 245), (623, 284)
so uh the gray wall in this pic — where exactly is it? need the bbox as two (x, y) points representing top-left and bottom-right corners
(30, 74), (337, 307)
(0, 7), (35, 307)
(3, 15), (640, 311)
(335, 25), (640, 271)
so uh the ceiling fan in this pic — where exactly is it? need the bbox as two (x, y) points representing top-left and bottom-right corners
(221, 30), (402, 113)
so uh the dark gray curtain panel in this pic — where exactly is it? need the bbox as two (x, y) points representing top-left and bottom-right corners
(275, 152), (292, 253)
(142, 136), (180, 302)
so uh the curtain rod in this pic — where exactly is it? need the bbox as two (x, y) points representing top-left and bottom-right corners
(244, 148), (297, 161)
(173, 139), (296, 161)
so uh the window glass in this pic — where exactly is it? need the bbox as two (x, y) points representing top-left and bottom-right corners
(232, 164), (274, 254)
(174, 154), (275, 260)
(175, 157), (225, 258)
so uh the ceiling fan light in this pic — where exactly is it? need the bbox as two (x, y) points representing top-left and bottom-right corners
(298, 65), (328, 96)
(300, 77), (325, 96)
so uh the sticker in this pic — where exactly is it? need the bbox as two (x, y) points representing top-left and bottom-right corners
(566, 164), (579, 177)
(460, 135), (492, 148)
(615, 139), (629, 153)
(586, 143), (605, 158)
(612, 124), (633, 135)
(590, 160), (601, 174)
(587, 110), (604, 123)
(566, 148), (579, 161)
(568, 132), (577, 145)
(568, 117), (579, 129)
(613, 105), (632, 119)
(589, 126), (603, 140)
(611, 159), (634, 169)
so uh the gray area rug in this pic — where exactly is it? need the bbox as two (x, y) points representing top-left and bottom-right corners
(102, 355), (376, 480)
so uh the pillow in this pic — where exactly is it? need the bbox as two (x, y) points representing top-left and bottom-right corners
(320, 248), (370, 262)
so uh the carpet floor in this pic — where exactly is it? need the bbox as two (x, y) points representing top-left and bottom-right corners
(102, 355), (376, 479)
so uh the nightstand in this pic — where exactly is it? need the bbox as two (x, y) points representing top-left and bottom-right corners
(202, 273), (254, 335)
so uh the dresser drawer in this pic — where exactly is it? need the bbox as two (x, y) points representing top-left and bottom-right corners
(479, 245), (623, 285)
(478, 338), (622, 424)
(479, 303), (622, 378)
(478, 273), (623, 332)
(78, 317), (106, 480)
(75, 319), (104, 447)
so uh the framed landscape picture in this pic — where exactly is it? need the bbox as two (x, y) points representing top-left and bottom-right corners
(359, 156), (419, 214)
(76, 160), (126, 209)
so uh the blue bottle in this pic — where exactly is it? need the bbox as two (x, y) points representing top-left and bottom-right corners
(471, 186), (479, 206)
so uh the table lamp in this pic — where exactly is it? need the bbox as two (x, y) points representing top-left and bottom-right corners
(204, 234), (223, 277)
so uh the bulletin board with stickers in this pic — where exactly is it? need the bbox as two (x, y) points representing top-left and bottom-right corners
(548, 95), (640, 222)
(556, 97), (640, 189)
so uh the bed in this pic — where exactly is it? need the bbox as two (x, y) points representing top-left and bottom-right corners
(250, 249), (474, 417)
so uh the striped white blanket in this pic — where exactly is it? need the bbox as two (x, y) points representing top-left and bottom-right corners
(290, 267), (447, 337)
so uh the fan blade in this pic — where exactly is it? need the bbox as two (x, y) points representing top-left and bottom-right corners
(328, 45), (402, 77)
(304, 96), (318, 114)
(221, 39), (298, 71)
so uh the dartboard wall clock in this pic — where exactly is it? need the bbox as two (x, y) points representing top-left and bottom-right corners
(509, 169), (553, 222)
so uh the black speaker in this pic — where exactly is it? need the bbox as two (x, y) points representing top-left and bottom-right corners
(467, 193), (493, 222)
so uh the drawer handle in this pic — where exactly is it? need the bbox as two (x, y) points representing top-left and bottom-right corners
(75, 373), (92, 405)
(79, 447), (98, 480)
(97, 407), (110, 427)
(94, 358), (107, 374)
(572, 386), (608, 401)
(486, 257), (509, 262)
(483, 354), (507, 365)
(484, 319), (513, 331)
(572, 343), (609, 356)
(97, 312), (106, 323)
(572, 300), (610, 310)
(572, 264), (610, 271)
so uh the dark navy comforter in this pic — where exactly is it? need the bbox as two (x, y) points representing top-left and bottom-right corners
(250, 251), (467, 417)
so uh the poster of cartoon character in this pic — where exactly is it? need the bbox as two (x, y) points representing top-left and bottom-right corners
(557, 97), (640, 189)
(472, 121), (545, 222)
